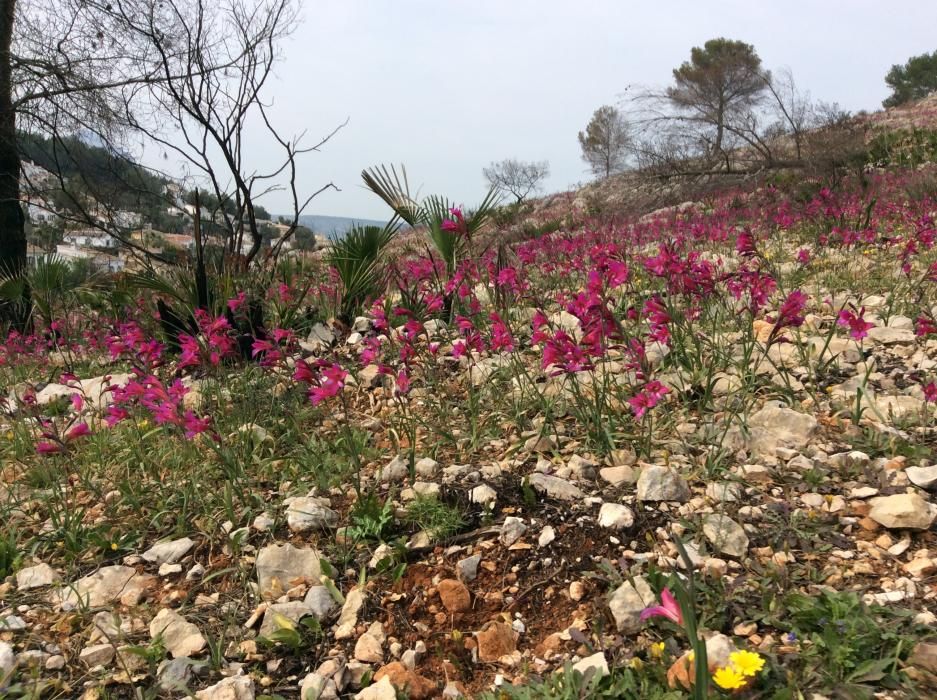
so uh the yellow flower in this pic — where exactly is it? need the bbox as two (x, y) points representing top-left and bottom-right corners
(729, 649), (766, 677)
(650, 641), (666, 658)
(110, 543), (118, 551)
(713, 665), (747, 690)
(4, 431), (12, 440)
(629, 657), (644, 671)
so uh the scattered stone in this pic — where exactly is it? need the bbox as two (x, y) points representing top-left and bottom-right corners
(44, 655), (66, 671)
(195, 675), (255, 700)
(15, 562), (60, 590)
(334, 588), (365, 640)
(381, 456), (409, 483)
(500, 517), (527, 546)
(608, 577), (656, 633)
(354, 676), (396, 700)
(538, 526), (556, 547)
(414, 457), (439, 478)
(703, 514), (750, 557)
(54, 565), (153, 609)
(149, 608), (206, 658)
(599, 465), (637, 485)
(156, 657), (201, 693)
(438, 579), (471, 612)
(457, 554), (481, 582)
(906, 465), (937, 490)
(572, 651), (608, 678)
(159, 562), (183, 577)
(373, 662), (436, 700)
(259, 601), (316, 636)
(868, 493), (937, 530)
(286, 497), (339, 532)
(470, 484), (497, 505)
(528, 473), (583, 501)
(636, 465), (690, 502)
(476, 621), (516, 662)
(79, 643), (115, 667)
(256, 543), (322, 599)
(597, 503), (635, 530)
(524, 434), (557, 453)
(910, 642), (937, 675)
(0, 614), (24, 632)
(705, 482), (741, 503)
(304, 586), (338, 619)
(0, 642), (12, 679)
(354, 625), (385, 663)
(142, 537), (196, 566)
(746, 402), (817, 457)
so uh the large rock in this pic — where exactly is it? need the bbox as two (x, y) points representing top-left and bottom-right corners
(437, 579), (471, 613)
(373, 662), (437, 700)
(702, 514), (749, 557)
(869, 493), (937, 530)
(286, 497), (339, 532)
(608, 576), (656, 633)
(334, 587), (365, 640)
(475, 621), (516, 662)
(53, 565), (153, 609)
(868, 327), (915, 345)
(527, 473), (583, 501)
(746, 402), (818, 457)
(259, 601), (318, 636)
(354, 676), (396, 700)
(149, 608), (206, 658)
(636, 466), (689, 502)
(142, 537), (195, 566)
(597, 503), (635, 530)
(907, 465), (937, 490)
(195, 675), (255, 700)
(256, 543), (322, 600)
(15, 563), (60, 590)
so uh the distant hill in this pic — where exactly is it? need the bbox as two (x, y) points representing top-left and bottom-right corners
(293, 213), (388, 239)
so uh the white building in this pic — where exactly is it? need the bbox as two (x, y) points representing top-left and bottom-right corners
(63, 230), (119, 249)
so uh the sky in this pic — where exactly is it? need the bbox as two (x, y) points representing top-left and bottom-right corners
(241, 0), (937, 220)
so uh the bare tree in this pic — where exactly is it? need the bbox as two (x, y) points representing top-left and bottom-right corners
(3, 0), (341, 300)
(578, 105), (630, 178)
(483, 158), (549, 203)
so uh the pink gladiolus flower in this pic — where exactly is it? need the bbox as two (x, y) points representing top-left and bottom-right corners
(70, 393), (84, 412)
(65, 422), (91, 441)
(837, 307), (874, 341)
(796, 248), (811, 264)
(924, 382), (937, 403)
(36, 441), (63, 455)
(309, 363), (347, 405)
(395, 369), (411, 395)
(182, 411), (212, 438)
(640, 588), (683, 625)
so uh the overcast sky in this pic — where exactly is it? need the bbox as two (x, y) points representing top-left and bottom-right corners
(250, 0), (937, 220)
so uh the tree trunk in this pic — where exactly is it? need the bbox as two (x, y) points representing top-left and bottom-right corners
(0, 0), (27, 330)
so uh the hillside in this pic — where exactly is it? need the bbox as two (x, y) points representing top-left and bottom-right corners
(5, 95), (937, 699)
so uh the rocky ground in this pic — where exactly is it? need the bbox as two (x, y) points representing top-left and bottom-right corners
(4, 167), (937, 698)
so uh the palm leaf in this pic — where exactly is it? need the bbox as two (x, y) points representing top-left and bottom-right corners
(361, 165), (425, 226)
(327, 219), (400, 321)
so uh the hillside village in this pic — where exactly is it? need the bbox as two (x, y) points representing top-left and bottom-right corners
(19, 158), (330, 273)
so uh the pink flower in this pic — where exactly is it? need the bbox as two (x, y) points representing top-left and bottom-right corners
(182, 411), (212, 438)
(36, 441), (63, 455)
(395, 369), (411, 395)
(65, 422), (91, 441)
(70, 393), (84, 412)
(309, 363), (347, 405)
(628, 380), (669, 419)
(796, 248), (811, 265)
(924, 382), (937, 403)
(640, 588), (683, 625)
(837, 307), (874, 341)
